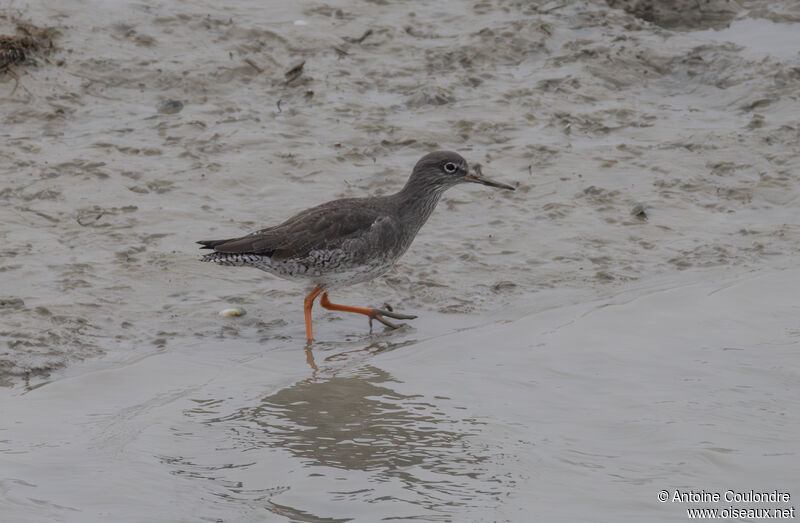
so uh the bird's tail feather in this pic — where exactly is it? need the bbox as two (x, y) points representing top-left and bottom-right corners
(197, 239), (230, 250)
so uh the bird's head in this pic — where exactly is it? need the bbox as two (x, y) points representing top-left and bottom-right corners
(409, 151), (515, 192)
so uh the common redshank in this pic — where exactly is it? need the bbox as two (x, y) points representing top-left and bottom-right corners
(198, 151), (515, 341)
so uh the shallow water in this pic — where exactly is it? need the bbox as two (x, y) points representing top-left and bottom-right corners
(2, 0), (800, 520)
(692, 18), (800, 61)
(3, 268), (799, 521)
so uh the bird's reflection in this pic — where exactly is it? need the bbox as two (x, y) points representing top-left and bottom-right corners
(162, 343), (509, 520)
(219, 363), (485, 475)
(209, 345), (505, 513)
(303, 339), (406, 377)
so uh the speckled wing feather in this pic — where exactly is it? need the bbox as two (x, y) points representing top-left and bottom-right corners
(200, 197), (396, 262)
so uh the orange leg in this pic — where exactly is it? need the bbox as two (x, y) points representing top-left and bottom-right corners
(320, 292), (417, 330)
(320, 293), (373, 316)
(304, 285), (324, 342)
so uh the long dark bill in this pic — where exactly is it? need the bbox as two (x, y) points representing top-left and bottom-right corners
(464, 171), (516, 191)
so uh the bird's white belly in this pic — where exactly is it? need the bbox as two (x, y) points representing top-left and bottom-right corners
(245, 254), (394, 289)
(309, 259), (395, 289)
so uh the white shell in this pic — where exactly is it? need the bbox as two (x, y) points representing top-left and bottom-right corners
(218, 307), (246, 317)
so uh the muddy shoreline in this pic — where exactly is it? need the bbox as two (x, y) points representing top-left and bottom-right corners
(3, 0), (800, 382)
(2, 1), (800, 520)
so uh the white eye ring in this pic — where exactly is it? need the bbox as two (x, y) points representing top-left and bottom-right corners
(443, 162), (458, 174)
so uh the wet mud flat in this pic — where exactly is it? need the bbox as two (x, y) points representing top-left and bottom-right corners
(2, 0), (800, 381)
(2, 0), (800, 520)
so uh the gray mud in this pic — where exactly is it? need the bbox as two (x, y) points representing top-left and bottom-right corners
(2, 0), (800, 381)
(2, 0), (800, 520)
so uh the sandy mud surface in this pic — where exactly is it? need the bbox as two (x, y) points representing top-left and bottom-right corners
(1, 0), (799, 520)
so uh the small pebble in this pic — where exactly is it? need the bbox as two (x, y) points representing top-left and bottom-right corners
(157, 100), (184, 114)
(284, 60), (305, 83)
(630, 204), (647, 219)
(219, 307), (246, 317)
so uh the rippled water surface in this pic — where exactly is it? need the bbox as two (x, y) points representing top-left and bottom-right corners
(4, 270), (799, 521)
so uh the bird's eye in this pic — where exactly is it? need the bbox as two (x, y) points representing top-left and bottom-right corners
(443, 162), (458, 174)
